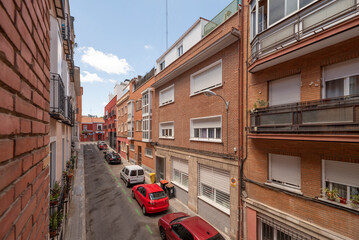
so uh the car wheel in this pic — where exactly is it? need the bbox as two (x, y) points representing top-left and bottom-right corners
(142, 205), (147, 215)
(131, 190), (135, 199)
(159, 227), (166, 240)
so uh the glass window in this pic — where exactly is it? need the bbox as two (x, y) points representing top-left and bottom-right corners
(269, 0), (285, 25)
(178, 45), (183, 57)
(149, 191), (166, 200)
(286, 0), (297, 15)
(201, 184), (214, 200)
(130, 170), (137, 176)
(262, 222), (273, 240)
(325, 78), (344, 98)
(200, 128), (207, 138)
(208, 128), (215, 138)
(138, 169), (144, 175)
(216, 128), (221, 139)
(300, 0), (314, 8)
(349, 75), (359, 95)
(194, 128), (199, 138)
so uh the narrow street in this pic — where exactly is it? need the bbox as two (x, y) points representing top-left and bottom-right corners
(83, 144), (171, 240)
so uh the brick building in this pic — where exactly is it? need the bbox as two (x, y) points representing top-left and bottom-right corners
(104, 95), (117, 149)
(152, 1), (241, 238)
(80, 116), (104, 142)
(0, 0), (52, 239)
(116, 91), (130, 161)
(241, 0), (359, 239)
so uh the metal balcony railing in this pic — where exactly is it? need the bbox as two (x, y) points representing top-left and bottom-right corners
(62, 14), (72, 55)
(203, 0), (239, 37)
(249, 0), (359, 64)
(133, 67), (155, 92)
(66, 98), (74, 126)
(50, 73), (66, 119)
(250, 95), (359, 134)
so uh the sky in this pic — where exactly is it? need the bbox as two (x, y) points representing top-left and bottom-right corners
(70, 0), (234, 117)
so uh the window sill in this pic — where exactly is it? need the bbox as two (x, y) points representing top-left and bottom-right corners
(265, 182), (303, 195)
(145, 154), (153, 158)
(159, 101), (175, 108)
(198, 196), (230, 215)
(190, 84), (222, 97)
(171, 181), (188, 192)
(190, 138), (222, 143)
(159, 136), (174, 140)
(319, 197), (359, 211)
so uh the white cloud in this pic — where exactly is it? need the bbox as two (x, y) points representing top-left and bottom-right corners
(81, 47), (133, 75)
(144, 44), (152, 49)
(80, 71), (104, 83)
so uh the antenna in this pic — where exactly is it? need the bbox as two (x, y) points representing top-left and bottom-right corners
(166, 0), (168, 49)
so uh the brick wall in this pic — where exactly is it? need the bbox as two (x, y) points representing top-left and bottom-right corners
(0, 0), (50, 239)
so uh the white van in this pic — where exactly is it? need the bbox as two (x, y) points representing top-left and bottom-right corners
(120, 165), (145, 187)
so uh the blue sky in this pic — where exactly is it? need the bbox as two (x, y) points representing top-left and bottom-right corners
(70, 0), (234, 117)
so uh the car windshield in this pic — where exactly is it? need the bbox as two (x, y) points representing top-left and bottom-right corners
(149, 191), (166, 200)
(207, 233), (225, 240)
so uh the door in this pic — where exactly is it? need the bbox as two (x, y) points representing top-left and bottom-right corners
(126, 145), (129, 160)
(138, 146), (142, 166)
(156, 157), (165, 182)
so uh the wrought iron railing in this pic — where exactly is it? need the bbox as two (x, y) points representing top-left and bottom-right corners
(249, 0), (359, 64)
(203, 0), (239, 37)
(50, 73), (66, 119)
(133, 67), (155, 91)
(250, 95), (359, 134)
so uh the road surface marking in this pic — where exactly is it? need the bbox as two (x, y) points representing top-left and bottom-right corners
(146, 224), (153, 234)
(135, 208), (141, 216)
(122, 188), (127, 194)
(127, 196), (132, 203)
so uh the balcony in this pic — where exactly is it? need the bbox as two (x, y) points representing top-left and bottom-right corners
(62, 14), (72, 55)
(250, 95), (359, 138)
(53, 0), (65, 19)
(133, 68), (155, 92)
(50, 73), (65, 120)
(249, 0), (359, 72)
(63, 97), (74, 126)
(203, 0), (239, 37)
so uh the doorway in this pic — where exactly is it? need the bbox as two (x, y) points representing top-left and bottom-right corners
(156, 157), (165, 182)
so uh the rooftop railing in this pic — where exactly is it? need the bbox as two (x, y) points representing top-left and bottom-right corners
(203, 0), (239, 37)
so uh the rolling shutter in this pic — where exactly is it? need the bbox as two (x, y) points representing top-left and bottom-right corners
(325, 160), (359, 187)
(269, 75), (301, 106)
(323, 58), (359, 81)
(199, 165), (229, 194)
(191, 61), (222, 95)
(160, 85), (174, 106)
(172, 158), (188, 174)
(270, 153), (301, 187)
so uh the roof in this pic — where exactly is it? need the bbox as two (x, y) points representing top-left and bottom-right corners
(81, 116), (105, 124)
(143, 184), (163, 193)
(181, 216), (219, 239)
(125, 165), (144, 171)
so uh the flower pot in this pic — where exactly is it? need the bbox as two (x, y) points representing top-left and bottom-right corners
(50, 230), (58, 238)
(339, 197), (347, 204)
(50, 200), (58, 206)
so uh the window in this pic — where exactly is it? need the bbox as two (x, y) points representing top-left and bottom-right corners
(172, 158), (188, 190)
(190, 116), (221, 142)
(322, 160), (359, 208)
(142, 89), (153, 142)
(130, 170), (137, 176)
(159, 84), (175, 106)
(159, 121), (174, 139)
(136, 99), (142, 111)
(178, 45), (183, 57)
(124, 123), (127, 132)
(160, 61), (165, 71)
(190, 60), (222, 95)
(136, 120), (142, 132)
(141, 89), (153, 116)
(269, 75), (301, 106)
(257, 214), (315, 240)
(323, 58), (359, 98)
(121, 108), (123, 116)
(121, 123), (123, 132)
(83, 125), (87, 131)
(269, 153), (301, 189)
(125, 105), (127, 114)
(130, 144), (134, 151)
(198, 165), (230, 213)
(145, 148), (153, 158)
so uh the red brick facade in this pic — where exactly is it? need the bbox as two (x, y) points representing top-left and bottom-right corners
(0, 0), (51, 239)
(104, 96), (117, 149)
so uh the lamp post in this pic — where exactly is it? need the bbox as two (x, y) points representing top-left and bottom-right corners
(203, 90), (229, 152)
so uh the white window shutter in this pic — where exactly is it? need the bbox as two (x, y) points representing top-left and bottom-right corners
(323, 58), (359, 81)
(199, 165), (229, 193)
(192, 116), (221, 129)
(270, 153), (301, 187)
(325, 160), (359, 188)
(172, 158), (188, 174)
(269, 75), (301, 106)
(191, 61), (222, 95)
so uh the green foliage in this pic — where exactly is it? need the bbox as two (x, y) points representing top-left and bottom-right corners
(323, 188), (339, 201)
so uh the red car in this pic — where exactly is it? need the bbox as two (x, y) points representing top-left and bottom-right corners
(98, 142), (107, 150)
(132, 184), (169, 215)
(158, 212), (225, 240)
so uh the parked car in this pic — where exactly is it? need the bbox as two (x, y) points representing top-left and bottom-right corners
(98, 142), (107, 150)
(120, 165), (145, 187)
(105, 152), (121, 164)
(158, 212), (225, 240)
(132, 184), (169, 215)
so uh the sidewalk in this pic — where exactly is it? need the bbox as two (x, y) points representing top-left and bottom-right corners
(105, 143), (232, 240)
(64, 144), (86, 240)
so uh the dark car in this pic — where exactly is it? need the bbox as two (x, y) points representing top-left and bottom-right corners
(105, 152), (121, 164)
(98, 142), (107, 150)
(158, 212), (225, 240)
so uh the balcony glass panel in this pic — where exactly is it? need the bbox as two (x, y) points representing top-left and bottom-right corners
(260, 112), (292, 126)
(349, 75), (359, 95)
(302, 107), (354, 124)
(326, 78), (344, 98)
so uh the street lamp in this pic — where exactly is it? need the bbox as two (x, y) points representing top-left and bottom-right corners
(203, 89), (230, 152)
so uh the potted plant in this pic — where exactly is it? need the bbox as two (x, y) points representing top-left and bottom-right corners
(50, 182), (60, 206)
(49, 211), (62, 237)
(339, 197), (347, 204)
(351, 194), (359, 209)
(323, 188), (339, 201)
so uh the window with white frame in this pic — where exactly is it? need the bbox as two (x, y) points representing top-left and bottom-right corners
(178, 45), (183, 57)
(322, 160), (359, 207)
(145, 147), (153, 158)
(142, 89), (153, 116)
(190, 116), (221, 142)
(124, 123), (127, 132)
(159, 84), (174, 107)
(127, 100), (134, 121)
(136, 120), (142, 131)
(83, 125), (87, 131)
(198, 164), (230, 212)
(160, 61), (165, 71)
(172, 158), (188, 190)
(159, 121), (174, 139)
(268, 153), (301, 189)
(142, 116), (152, 141)
(323, 58), (359, 99)
(130, 144), (134, 151)
(121, 123), (123, 132)
(190, 60), (222, 95)
(269, 74), (301, 106)
(142, 89), (153, 142)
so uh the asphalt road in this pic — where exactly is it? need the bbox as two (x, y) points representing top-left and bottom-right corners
(83, 144), (172, 240)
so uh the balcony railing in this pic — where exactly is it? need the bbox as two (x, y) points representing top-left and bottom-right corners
(62, 14), (72, 55)
(249, 0), (359, 64)
(50, 73), (66, 119)
(64, 97), (74, 126)
(203, 0), (239, 37)
(133, 67), (155, 92)
(250, 95), (359, 134)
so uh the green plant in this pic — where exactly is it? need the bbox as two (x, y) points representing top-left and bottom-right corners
(253, 99), (269, 109)
(323, 188), (339, 201)
(50, 182), (60, 200)
(49, 211), (63, 233)
(351, 194), (359, 207)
